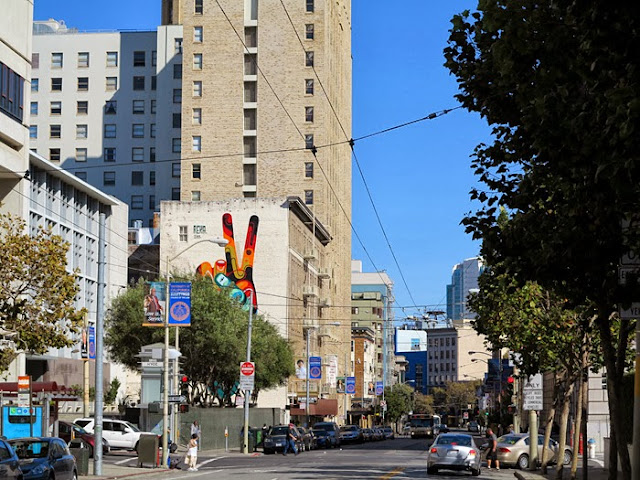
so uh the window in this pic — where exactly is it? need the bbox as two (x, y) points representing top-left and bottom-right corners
(244, 82), (256, 102)
(194, 26), (203, 42)
(149, 195), (156, 210)
(77, 101), (88, 114)
(133, 51), (145, 67)
(195, 0), (203, 14)
(106, 51), (118, 67)
(103, 171), (115, 186)
(179, 225), (188, 242)
(192, 191), (201, 201)
(132, 147), (144, 162)
(49, 148), (60, 161)
(150, 147), (156, 162)
(0, 62), (26, 121)
(151, 75), (156, 90)
(193, 53), (203, 70)
(193, 81), (202, 97)
(172, 163), (181, 177)
(104, 100), (117, 114)
(175, 38), (183, 54)
(192, 163), (201, 179)
(192, 136), (201, 152)
(132, 100), (144, 114)
(305, 24), (314, 40)
(305, 79), (314, 94)
(131, 171), (144, 185)
(32, 53), (39, 69)
(243, 109), (256, 130)
(104, 147), (116, 162)
(305, 106), (314, 122)
(78, 52), (90, 67)
(172, 113), (181, 128)
(305, 190), (314, 205)
(131, 195), (144, 209)
(29, 125), (37, 138)
(50, 101), (62, 115)
(306, 0), (314, 12)
(152, 50), (157, 66)
(31, 78), (39, 92)
(305, 162), (314, 178)
(305, 134), (314, 149)
(243, 137), (256, 157)
(305, 51), (314, 67)
(104, 124), (116, 138)
(244, 54), (256, 75)
(77, 77), (89, 91)
(133, 76), (145, 90)
(245, 27), (257, 47)
(172, 138), (181, 153)
(192, 108), (202, 125)
(150, 99), (157, 113)
(51, 52), (63, 68)
(76, 172), (87, 181)
(150, 170), (156, 185)
(150, 123), (156, 138)
(173, 63), (182, 79)
(105, 77), (117, 92)
(243, 164), (256, 185)
(76, 124), (88, 139)
(75, 148), (87, 162)
(50, 124), (61, 138)
(172, 188), (181, 200)
(51, 78), (62, 91)
(173, 88), (182, 103)
(132, 124), (144, 138)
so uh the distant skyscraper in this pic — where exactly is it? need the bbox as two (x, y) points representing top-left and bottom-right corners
(446, 257), (483, 321)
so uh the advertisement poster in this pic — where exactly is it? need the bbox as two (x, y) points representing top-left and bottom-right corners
(168, 282), (192, 326)
(336, 376), (346, 394)
(295, 359), (306, 379)
(143, 281), (166, 326)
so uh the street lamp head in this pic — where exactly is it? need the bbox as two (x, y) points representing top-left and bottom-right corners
(207, 238), (228, 246)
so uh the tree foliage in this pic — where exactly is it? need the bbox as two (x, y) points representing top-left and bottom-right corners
(105, 276), (294, 405)
(0, 213), (84, 372)
(413, 393), (435, 415)
(383, 384), (415, 422)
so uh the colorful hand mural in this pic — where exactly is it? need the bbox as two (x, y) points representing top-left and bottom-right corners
(196, 213), (259, 312)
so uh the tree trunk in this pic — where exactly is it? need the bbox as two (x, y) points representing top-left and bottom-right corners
(597, 313), (631, 480)
(542, 372), (560, 473)
(556, 381), (575, 480)
(570, 376), (584, 479)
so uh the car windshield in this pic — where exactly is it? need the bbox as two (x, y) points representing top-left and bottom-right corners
(312, 430), (327, 436)
(411, 418), (433, 427)
(72, 424), (88, 435)
(498, 435), (522, 445)
(10, 440), (50, 459)
(125, 422), (140, 432)
(75, 420), (91, 428)
(340, 426), (358, 432)
(436, 435), (472, 447)
(269, 427), (289, 436)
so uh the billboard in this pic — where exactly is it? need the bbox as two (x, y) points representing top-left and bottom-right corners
(395, 330), (427, 353)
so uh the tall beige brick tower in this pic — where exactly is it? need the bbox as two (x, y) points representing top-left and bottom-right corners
(162, 0), (352, 417)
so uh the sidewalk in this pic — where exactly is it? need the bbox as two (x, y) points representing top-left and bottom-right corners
(511, 457), (608, 480)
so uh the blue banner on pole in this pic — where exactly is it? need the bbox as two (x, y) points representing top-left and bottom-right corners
(346, 376), (356, 395)
(376, 381), (384, 396)
(88, 326), (96, 360)
(169, 282), (192, 326)
(309, 356), (322, 379)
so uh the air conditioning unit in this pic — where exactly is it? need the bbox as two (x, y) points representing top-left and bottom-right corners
(318, 267), (331, 279)
(303, 247), (318, 261)
(303, 285), (319, 298)
(319, 297), (332, 308)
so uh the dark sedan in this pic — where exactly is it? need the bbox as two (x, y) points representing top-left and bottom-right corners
(311, 429), (337, 449)
(0, 438), (22, 479)
(9, 437), (77, 480)
(262, 425), (304, 454)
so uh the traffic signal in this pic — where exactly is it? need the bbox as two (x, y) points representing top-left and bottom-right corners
(179, 403), (189, 413)
(180, 375), (189, 397)
(507, 376), (515, 384)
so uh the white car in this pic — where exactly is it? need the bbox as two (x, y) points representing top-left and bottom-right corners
(74, 418), (149, 451)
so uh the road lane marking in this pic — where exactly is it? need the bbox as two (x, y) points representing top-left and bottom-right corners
(197, 456), (227, 467)
(380, 467), (405, 479)
(114, 457), (137, 465)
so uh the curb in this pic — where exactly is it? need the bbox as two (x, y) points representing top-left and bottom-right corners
(80, 468), (171, 480)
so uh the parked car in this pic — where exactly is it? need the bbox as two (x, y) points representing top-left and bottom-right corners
(9, 437), (78, 480)
(57, 421), (110, 457)
(361, 428), (373, 442)
(381, 426), (395, 439)
(297, 427), (316, 451)
(74, 417), (150, 452)
(467, 421), (480, 433)
(371, 428), (384, 441)
(312, 422), (341, 447)
(427, 433), (481, 476)
(0, 438), (22, 479)
(436, 424), (450, 434)
(262, 425), (304, 454)
(483, 434), (572, 469)
(311, 429), (337, 449)
(339, 425), (364, 444)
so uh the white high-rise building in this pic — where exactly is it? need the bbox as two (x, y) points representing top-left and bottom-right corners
(30, 21), (184, 228)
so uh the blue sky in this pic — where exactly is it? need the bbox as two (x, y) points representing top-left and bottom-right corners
(33, 0), (489, 318)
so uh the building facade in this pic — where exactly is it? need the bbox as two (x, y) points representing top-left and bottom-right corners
(446, 257), (483, 322)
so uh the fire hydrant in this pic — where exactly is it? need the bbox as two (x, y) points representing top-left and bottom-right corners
(587, 438), (596, 459)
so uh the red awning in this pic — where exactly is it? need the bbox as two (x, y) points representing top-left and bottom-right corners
(0, 382), (59, 393)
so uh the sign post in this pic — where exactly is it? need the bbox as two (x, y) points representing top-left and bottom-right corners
(239, 362), (255, 391)
(523, 374), (543, 470)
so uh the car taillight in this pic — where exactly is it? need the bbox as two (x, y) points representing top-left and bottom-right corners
(499, 447), (511, 453)
(469, 449), (476, 455)
(430, 447), (438, 453)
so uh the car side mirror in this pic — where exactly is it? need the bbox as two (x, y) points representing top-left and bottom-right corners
(124, 428), (131, 434)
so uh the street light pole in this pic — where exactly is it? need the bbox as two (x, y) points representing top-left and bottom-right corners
(242, 291), (254, 455)
(305, 327), (311, 428)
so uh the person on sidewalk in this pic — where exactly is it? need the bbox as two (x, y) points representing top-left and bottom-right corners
(282, 424), (298, 456)
(190, 421), (201, 450)
(485, 428), (499, 470)
(186, 433), (199, 471)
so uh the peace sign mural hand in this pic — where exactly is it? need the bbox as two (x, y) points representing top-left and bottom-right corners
(196, 213), (259, 312)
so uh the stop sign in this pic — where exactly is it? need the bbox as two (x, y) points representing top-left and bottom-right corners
(240, 362), (255, 376)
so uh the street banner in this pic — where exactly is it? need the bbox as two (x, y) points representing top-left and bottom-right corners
(336, 376), (346, 394)
(375, 381), (384, 396)
(88, 326), (96, 360)
(80, 327), (88, 359)
(309, 356), (322, 380)
(143, 281), (166, 326)
(169, 282), (192, 326)
(327, 355), (338, 388)
(346, 376), (356, 395)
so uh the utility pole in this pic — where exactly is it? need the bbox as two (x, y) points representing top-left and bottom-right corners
(242, 293), (254, 454)
(93, 213), (106, 475)
(529, 409), (538, 470)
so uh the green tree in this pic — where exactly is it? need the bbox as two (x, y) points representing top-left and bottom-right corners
(413, 393), (434, 415)
(0, 213), (85, 373)
(105, 276), (294, 405)
(383, 384), (414, 423)
(444, 3), (639, 478)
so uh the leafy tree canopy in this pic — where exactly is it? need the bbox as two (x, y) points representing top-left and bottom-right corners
(383, 384), (415, 422)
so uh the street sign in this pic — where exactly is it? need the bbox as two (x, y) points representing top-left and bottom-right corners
(523, 374), (543, 410)
(169, 282), (192, 326)
(619, 302), (640, 319)
(18, 376), (30, 408)
(239, 361), (255, 391)
(346, 376), (356, 395)
(168, 394), (186, 403)
(141, 361), (162, 368)
(309, 356), (322, 380)
(620, 251), (640, 265)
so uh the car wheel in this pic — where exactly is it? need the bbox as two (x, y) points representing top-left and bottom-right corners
(264, 448), (273, 454)
(471, 468), (481, 476)
(518, 453), (530, 470)
(427, 466), (438, 475)
(563, 450), (572, 465)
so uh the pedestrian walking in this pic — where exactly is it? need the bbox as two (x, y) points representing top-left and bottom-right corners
(485, 428), (499, 470)
(282, 424), (298, 456)
(186, 433), (199, 471)
(190, 421), (201, 450)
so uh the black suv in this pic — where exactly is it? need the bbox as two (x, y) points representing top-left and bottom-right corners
(312, 422), (341, 447)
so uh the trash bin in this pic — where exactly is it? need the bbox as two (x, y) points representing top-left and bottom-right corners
(587, 438), (596, 459)
(247, 429), (256, 453)
(69, 439), (90, 476)
(137, 433), (160, 468)
(255, 428), (263, 448)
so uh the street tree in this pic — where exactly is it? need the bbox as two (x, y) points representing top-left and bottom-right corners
(413, 393), (435, 415)
(105, 276), (294, 405)
(445, 3), (639, 478)
(0, 213), (85, 373)
(383, 384), (415, 423)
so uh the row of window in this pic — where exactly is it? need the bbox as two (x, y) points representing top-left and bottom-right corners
(35, 50), (158, 70)
(31, 123), (159, 140)
(428, 337), (456, 347)
(31, 75), (158, 93)
(42, 146), (156, 163)
(0, 62), (25, 122)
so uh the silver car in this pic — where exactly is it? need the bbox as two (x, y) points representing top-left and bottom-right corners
(427, 433), (481, 476)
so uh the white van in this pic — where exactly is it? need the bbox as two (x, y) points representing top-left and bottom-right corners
(74, 418), (149, 451)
